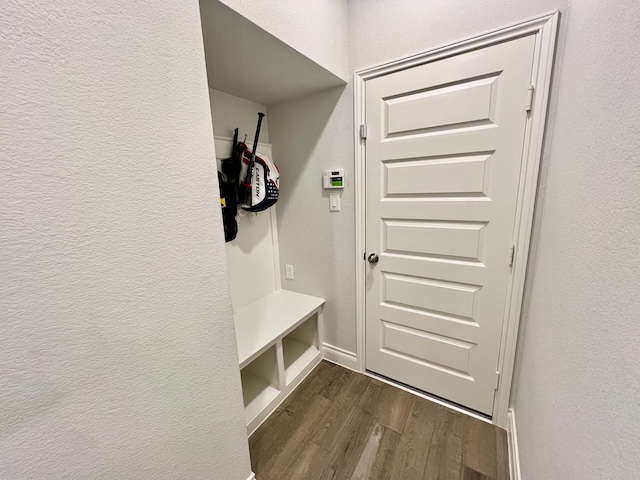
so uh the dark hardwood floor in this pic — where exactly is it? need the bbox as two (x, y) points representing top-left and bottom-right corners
(249, 361), (509, 480)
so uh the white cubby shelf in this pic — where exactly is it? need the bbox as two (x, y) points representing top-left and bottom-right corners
(216, 135), (326, 435)
(204, 0), (345, 441)
(234, 289), (324, 434)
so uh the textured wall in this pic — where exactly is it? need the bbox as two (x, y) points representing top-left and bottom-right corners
(269, 86), (352, 349)
(309, 1), (637, 479)
(0, 1), (251, 478)
(219, 0), (348, 81)
(511, 1), (640, 478)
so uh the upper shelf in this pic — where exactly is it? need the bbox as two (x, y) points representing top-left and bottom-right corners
(199, 0), (346, 106)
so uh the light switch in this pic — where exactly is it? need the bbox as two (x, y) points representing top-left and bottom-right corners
(330, 193), (340, 211)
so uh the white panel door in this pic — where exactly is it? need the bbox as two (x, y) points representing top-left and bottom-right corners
(365, 35), (536, 416)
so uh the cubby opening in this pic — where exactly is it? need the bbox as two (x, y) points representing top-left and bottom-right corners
(240, 345), (280, 425)
(199, 0), (333, 435)
(283, 315), (320, 385)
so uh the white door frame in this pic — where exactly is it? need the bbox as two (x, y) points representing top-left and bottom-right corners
(353, 11), (559, 428)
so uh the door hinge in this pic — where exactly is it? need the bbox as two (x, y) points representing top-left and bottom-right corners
(494, 371), (501, 390)
(508, 244), (515, 267)
(525, 85), (535, 113)
(360, 124), (368, 140)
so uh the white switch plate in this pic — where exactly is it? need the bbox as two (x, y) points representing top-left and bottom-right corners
(330, 193), (340, 211)
(285, 264), (294, 280)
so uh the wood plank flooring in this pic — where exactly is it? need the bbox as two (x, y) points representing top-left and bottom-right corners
(249, 361), (509, 480)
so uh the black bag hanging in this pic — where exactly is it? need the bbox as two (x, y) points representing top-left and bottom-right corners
(222, 128), (241, 196)
(218, 128), (240, 243)
(218, 171), (238, 242)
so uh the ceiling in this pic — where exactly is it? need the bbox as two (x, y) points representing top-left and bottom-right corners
(199, 0), (346, 106)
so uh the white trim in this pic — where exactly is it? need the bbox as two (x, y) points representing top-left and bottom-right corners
(353, 11), (560, 427)
(354, 73), (367, 374)
(507, 408), (521, 480)
(322, 343), (359, 371)
(493, 11), (560, 427)
(354, 11), (559, 80)
(269, 207), (281, 290)
(246, 473), (256, 480)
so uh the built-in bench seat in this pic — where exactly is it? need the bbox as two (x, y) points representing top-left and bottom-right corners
(233, 289), (324, 434)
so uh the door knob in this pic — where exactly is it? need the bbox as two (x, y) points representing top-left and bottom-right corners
(367, 253), (379, 264)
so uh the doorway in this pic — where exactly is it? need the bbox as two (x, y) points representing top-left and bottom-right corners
(354, 12), (559, 425)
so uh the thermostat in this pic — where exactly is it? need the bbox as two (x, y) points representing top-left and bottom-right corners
(323, 169), (345, 189)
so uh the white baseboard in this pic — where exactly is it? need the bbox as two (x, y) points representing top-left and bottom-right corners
(246, 472), (256, 480)
(507, 408), (521, 480)
(322, 343), (359, 371)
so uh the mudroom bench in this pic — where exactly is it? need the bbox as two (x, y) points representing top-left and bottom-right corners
(215, 135), (326, 434)
(233, 289), (324, 434)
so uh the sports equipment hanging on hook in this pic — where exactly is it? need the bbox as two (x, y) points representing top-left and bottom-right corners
(239, 112), (279, 213)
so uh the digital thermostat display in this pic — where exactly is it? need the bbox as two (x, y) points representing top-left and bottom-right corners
(323, 169), (345, 189)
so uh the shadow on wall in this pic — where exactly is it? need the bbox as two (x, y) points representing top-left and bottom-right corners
(233, 213), (271, 255)
(268, 84), (348, 229)
(269, 85), (346, 188)
(267, 84), (356, 350)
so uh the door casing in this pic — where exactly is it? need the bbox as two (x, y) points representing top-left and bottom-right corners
(353, 11), (559, 428)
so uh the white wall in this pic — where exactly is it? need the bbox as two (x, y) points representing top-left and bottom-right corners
(274, 0), (638, 479)
(209, 89), (270, 143)
(347, 0), (565, 71)
(510, 1), (640, 478)
(0, 2), (251, 479)
(269, 86), (352, 349)
(274, 0), (569, 357)
(209, 89), (278, 312)
(219, 0), (348, 81)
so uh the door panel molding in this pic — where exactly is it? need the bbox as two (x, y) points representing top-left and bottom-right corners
(354, 11), (559, 428)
